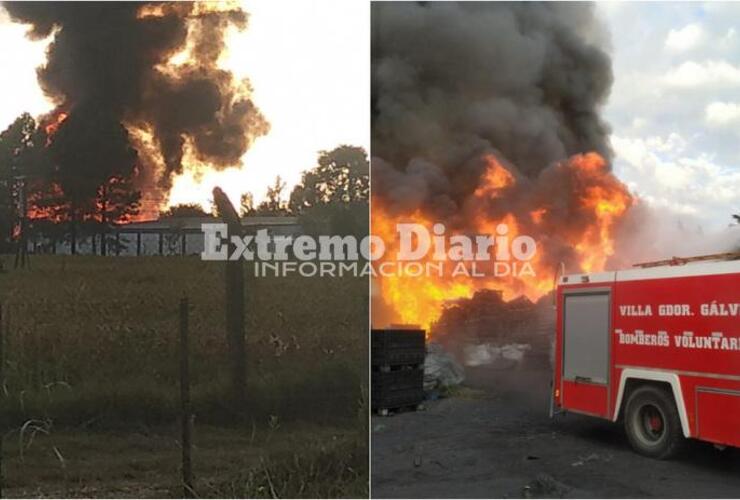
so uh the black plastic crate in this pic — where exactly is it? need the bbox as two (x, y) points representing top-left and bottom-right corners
(372, 387), (425, 411)
(372, 328), (425, 350)
(372, 364), (424, 411)
(371, 348), (425, 367)
(371, 329), (425, 367)
(372, 367), (424, 391)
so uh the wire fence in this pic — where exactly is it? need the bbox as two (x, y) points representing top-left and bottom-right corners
(0, 252), (368, 496)
(0, 296), (364, 423)
(0, 293), (367, 497)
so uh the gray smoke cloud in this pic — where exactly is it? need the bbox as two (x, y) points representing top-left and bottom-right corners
(372, 2), (614, 218)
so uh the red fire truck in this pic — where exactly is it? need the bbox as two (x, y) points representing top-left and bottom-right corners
(552, 254), (740, 458)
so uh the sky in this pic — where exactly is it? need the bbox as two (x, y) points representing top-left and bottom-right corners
(0, 2), (737, 229)
(0, 7), (51, 123)
(168, 0), (370, 209)
(0, 0), (370, 209)
(596, 2), (740, 231)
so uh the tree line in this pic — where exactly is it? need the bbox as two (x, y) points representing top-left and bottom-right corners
(164, 144), (370, 238)
(0, 112), (368, 253)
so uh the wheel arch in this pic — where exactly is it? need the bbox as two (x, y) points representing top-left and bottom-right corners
(613, 368), (691, 438)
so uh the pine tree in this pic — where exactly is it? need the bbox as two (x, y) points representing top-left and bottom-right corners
(95, 175), (141, 255)
(0, 113), (46, 251)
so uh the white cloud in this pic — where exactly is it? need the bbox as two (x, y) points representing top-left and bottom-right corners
(630, 117), (648, 130)
(663, 60), (740, 88)
(718, 27), (737, 49)
(597, 1), (628, 17)
(599, 3), (740, 229)
(665, 23), (703, 52)
(705, 101), (740, 128)
(612, 133), (740, 224)
(614, 133), (686, 163)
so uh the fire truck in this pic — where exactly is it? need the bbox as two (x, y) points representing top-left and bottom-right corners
(552, 254), (740, 458)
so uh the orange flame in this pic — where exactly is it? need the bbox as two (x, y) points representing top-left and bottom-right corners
(44, 111), (68, 145)
(371, 152), (632, 332)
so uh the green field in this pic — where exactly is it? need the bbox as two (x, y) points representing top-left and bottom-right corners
(0, 255), (368, 497)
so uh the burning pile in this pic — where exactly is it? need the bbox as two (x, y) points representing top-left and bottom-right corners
(6, 1), (268, 222)
(371, 3), (633, 330)
(432, 290), (536, 341)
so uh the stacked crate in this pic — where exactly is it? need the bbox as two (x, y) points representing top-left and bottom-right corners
(371, 328), (426, 415)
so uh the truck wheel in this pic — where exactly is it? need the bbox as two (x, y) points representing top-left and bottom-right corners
(624, 385), (684, 459)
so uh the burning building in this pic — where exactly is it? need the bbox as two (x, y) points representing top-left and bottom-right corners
(371, 2), (634, 332)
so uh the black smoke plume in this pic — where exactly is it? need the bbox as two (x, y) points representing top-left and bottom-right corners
(371, 2), (614, 219)
(4, 1), (268, 208)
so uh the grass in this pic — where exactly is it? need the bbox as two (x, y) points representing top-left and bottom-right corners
(2, 424), (367, 498)
(208, 429), (368, 498)
(0, 254), (368, 497)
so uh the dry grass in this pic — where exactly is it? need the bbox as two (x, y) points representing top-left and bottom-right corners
(0, 254), (368, 497)
(2, 424), (367, 498)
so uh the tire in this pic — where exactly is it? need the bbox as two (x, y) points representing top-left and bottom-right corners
(624, 385), (684, 459)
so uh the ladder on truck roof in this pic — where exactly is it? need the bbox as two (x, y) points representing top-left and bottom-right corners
(633, 251), (740, 268)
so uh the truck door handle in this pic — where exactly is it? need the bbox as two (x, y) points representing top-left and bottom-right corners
(575, 376), (592, 383)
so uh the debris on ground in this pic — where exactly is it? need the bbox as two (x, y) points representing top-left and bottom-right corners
(424, 342), (465, 391)
(463, 342), (532, 368)
(571, 452), (613, 467)
(522, 473), (571, 498)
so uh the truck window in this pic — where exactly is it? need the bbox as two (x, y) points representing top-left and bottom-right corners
(563, 292), (610, 384)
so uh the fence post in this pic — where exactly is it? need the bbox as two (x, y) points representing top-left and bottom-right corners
(212, 187), (246, 409)
(179, 297), (193, 497)
(0, 303), (4, 499)
(0, 303), (4, 402)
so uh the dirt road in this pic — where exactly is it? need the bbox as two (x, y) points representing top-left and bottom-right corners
(371, 365), (740, 498)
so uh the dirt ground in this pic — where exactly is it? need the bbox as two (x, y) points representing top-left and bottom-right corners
(371, 364), (740, 499)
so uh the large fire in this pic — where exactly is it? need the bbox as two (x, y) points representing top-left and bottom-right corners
(10, 1), (267, 228)
(371, 152), (632, 331)
(31, 111), (158, 223)
(43, 111), (68, 145)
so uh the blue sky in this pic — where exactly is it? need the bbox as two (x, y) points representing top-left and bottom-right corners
(597, 2), (740, 231)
